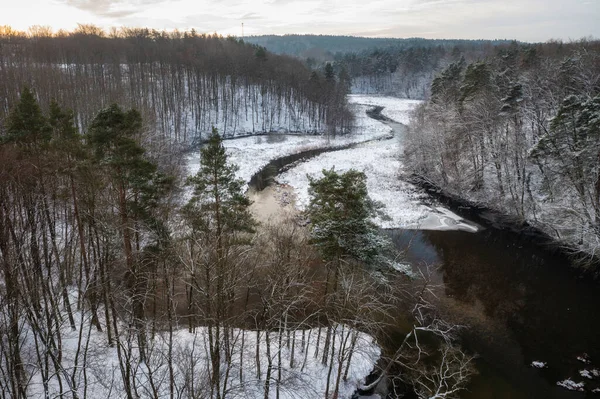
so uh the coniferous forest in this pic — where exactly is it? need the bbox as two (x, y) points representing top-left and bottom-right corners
(0, 26), (418, 399)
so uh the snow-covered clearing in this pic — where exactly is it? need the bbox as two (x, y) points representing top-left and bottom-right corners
(187, 103), (392, 186)
(278, 96), (479, 232)
(278, 139), (427, 228)
(187, 95), (480, 231)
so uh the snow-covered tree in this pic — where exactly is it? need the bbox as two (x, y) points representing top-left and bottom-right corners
(183, 127), (256, 399)
(307, 168), (387, 265)
(531, 95), (600, 230)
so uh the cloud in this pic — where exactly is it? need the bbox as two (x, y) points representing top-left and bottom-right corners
(61, 0), (166, 18)
(240, 13), (264, 21)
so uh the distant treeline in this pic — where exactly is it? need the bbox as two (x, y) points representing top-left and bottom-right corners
(335, 39), (531, 98)
(244, 34), (519, 99)
(244, 34), (513, 58)
(0, 26), (352, 142)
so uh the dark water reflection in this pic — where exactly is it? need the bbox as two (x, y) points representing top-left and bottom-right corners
(386, 229), (600, 398)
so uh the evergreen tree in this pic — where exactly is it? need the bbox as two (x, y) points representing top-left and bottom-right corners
(88, 103), (162, 374)
(430, 58), (465, 105)
(183, 127), (255, 399)
(338, 66), (351, 95)
(184, 127), (256, 238)
(307, 168), (386, 264)
(324, 62), (335, 82)
(531, 95), (600, 227)
(4, 87), (50, 146)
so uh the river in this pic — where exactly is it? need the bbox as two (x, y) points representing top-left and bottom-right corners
(246, 104), (600, 398)
(387, 228), (600, 398)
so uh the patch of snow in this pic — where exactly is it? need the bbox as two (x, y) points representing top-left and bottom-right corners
(348, 95), (422, 125)
(557, 379), (585, 391)
(388, 261), (416, 278)
(577, 354), (592, 364)
(531, 361), (547, 369)
(580, 370), (594, 379)
(277, 138), (430, 229)
(580, 369), (600, 379)
(409, 207), (479, 233)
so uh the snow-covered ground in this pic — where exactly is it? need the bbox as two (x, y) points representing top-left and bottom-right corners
(187, 103), (392, 185)
(188, 95), (479, 232)
(22, 291), (379, 399)
(278, 96), (479, 232)
(277, 138), (427, 228)
(349, 95), (422, 125)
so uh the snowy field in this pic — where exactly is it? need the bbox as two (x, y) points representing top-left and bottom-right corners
(349, 95), (422, 125)
(187, 103), (392, 185)
(188, 95), (478, 231)
(278, 96), (479, 232)
(278, 137), (428, 228)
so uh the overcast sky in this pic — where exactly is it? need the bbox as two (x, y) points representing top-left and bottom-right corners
(2, 0), (599, 42)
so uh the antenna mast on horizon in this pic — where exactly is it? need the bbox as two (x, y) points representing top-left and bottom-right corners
(242, 22), (244, 39)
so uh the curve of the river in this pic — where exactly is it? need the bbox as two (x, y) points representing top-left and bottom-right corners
(247, 104), (600, 398)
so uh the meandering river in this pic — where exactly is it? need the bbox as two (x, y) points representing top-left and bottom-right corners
(246, 105), (600, 398)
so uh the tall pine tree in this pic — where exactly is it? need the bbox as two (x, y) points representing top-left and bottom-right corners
(183, 127), (255, 399)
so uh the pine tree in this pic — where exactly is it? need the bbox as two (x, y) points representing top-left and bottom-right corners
(307, 168), (386, 264)
(531, 95), (600, 228)
(88, 103), (161, 378)
(184, 127), (256, 238)
(5, 87), (50, 146)
(183, 127), (255, 399)
(324, 62), (335, 82)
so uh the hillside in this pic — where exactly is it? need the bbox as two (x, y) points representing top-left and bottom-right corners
(0, 29), (351, 142)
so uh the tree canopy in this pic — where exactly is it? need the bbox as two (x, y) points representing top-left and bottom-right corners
(307, 168), (386, 264)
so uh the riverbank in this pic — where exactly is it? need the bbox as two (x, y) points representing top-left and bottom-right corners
(407, 174), (600, 275)
(361, 98), (600, 274)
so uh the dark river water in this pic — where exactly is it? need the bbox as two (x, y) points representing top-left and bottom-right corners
(386, 228), (600, 398)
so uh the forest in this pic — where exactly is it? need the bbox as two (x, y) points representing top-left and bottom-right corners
(0, 25), (352, 142)
(2, 22), (600, 399)
(0, 26), (474, 399)
(248, 34), (513, 100)
(245, 34), (511, 59)
(404, 39), (600, 261)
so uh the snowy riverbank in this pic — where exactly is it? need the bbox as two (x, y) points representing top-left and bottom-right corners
(24, 293), (380, 399)
(187, 102), (391, 187)
(277, 95), (479, 232)
(187, 95), (480, 232)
